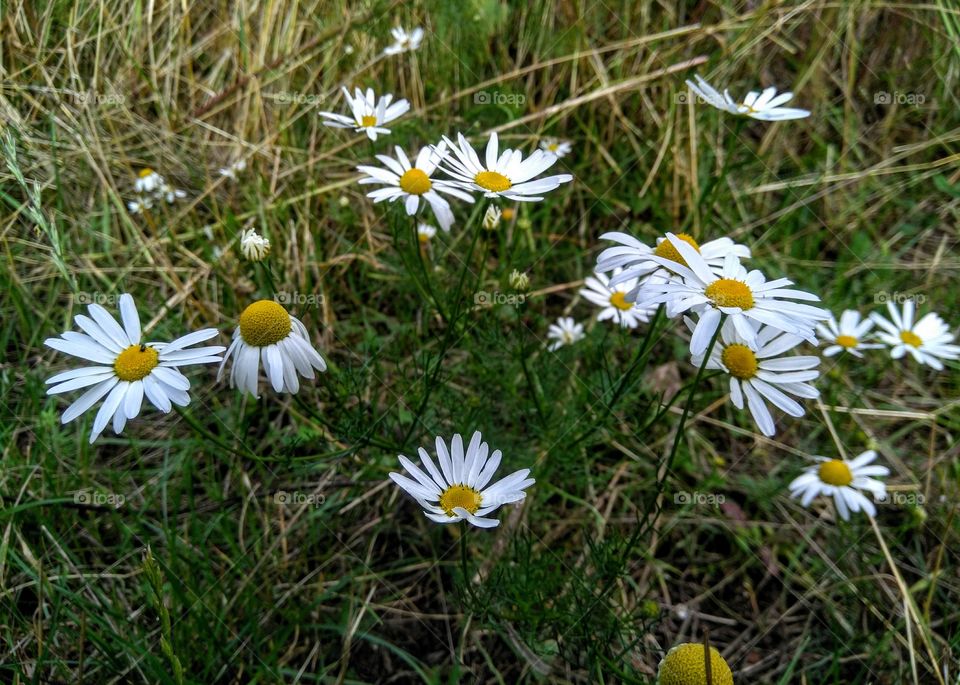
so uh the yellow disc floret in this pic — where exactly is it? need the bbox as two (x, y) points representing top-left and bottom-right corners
(138, 168), (155, 178)
(360, 114), (378, 127)
(114, 344), (159, 382)
(818, 459), (853, 487)
(438, 485), (482, 516)
(239, 300), (292, 347)
(721, 344), (758, 380)
(657, 643), (734, 685)
(835, 335), (858, 349)
(705, 279), (754, 310)
(653, 233), (701, 267)
(474, 170), (512, 193)
(609, 291), (634, 311)
(900, 330), (922, 348)
(399, 168), (433, 195)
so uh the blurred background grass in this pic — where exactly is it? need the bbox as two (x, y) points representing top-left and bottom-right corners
(1, 0), (959, 682)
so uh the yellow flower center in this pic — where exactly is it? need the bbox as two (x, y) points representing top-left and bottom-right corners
(657, 643), (734, 685)
(114, 344), (159, 382)
(501, 208), (515, 221)
(138, 168), (155, 178)
(818, 459), (854, 487)
(474, 170), (512, 192)
(399, 168), (433, 195)
(835, 334), (858, 348)
(721, 343), (758, 380)
(360, 114), (378, 127)
(653, 233), (701, 267)
(900, 330), (922, 347)
(705, 278), (754, 310)
(547, 143), (559, 151)
(238, 300), (292, 347)
(609, 291), (633, 311)
(418, 231), (431, 243)
(438, 485), (482, 516)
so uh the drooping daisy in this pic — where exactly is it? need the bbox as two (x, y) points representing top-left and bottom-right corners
(482, 205), (502, 230)
(817, 310), (882, 358)
(417, 223), (436, 243)
(687, 316), (820, 437)
(789, 451), (889, 521)
(318, 87), (410, 141)
(438, 132), (573, 202)
(218, 300), (327, 397)
(685, 74), (810, 121)
(597, 231), (750, 295)
(637, 233), (827, 354)
(579, 269), (653, 329)
(389, 431), (534, 528)
(383, 26), (424, 55)
(218, 159), (247, 180)
(44, 294), (225, 443)
(356, 142), (473, 231)
(240, 228), (270, 262)
(546, 317), (585, 351)
(657, 642), (734, 685)
(539, 138), (572, 158)
(870, 300), (959, 370)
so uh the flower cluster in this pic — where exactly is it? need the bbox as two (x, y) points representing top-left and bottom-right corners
(127, 168), (187, 214)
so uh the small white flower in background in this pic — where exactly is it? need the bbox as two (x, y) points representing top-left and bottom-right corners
(240, 228), (271, 262)
(417, 223), (436, 243)
(596, 231), (750, 297)
(134, 168), (163, 194)
(579, 269), (654, 329)
(438, 132), (573, 202)
(319, 87), (410, 141)
(44, 294), (225, 444)
(482, 205), (502, 230)
(547, 317), (585, 351)
(636, 233), (828, 355)
(539, 138), (572, 158)
(389, 431), (534, 528)
(127, 198), (153, 214)
(159, 183), (187, 204)
(356, 142), (473, 231)
(789, 451), (889, 521)
(509, 269), (530, 292)
(130, 168), (186, 212)
(685, 74), (810, 121)
(687, 315), (820, 437)
(218, 159), (247, 180)
(870, 300), (959, 370)
(383, 26), (424, 55)
(817, 310), (882, 358)
(218, 300), (327, 397)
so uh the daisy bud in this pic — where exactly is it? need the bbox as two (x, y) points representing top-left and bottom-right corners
(240, 228), (271, 262)
(482, 205), (502, 230)
(508, 269), (530, 292)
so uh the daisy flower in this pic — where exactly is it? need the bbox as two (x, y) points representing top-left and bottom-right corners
(596, 231), (750, 295)
(685, 74), (810, 121)
(579, 269), (653, 329)
(383, 26), (424, 55)
(870, 300), (959, 370)
(789, 451), (889, 521)
(417, 223), (436, 243)
(240, 228), (270, 262)
(539, 138), (572, 158)
(437, 132), (573, 202)
(318, 87), (410, 141)
(389, 431), (534, 528)
(44, 294), (224, 443)
(547, 317), (585, 351)
(657, 643), (734, 685)
(134, 168), (163, 194)
(817, 310), (882, 358)
(127, 198), (153, 214)
(688, 316), (820, 437)
(218, 300), (327, 397)
(218, 159), (247, 180)
(356, 143), (473, 231)
(637, 233), (827, 354)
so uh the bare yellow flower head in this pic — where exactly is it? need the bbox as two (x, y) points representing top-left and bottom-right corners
(657, 643), (733, 685)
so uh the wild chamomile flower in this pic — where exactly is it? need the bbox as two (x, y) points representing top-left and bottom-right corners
(789, 451), (889, 521)
(817, 310), (882, 358)
(579, 269), (653, 329)
(417, 223), (436, 243)
(685, 74), (810, 121)
(127, 198), (153, 214)
(539, 138), (572, 158)
(597, 231), (750, 296)
(240, 228), (270, 262)
(389, 431), (534, 528)
(44, 294), (224, 443)
(657, 642), (734, 685)
(438, 132), (573, 202)
(356, 143), (473, 231)
(129, 168), (186, 212)
(688, 316), (820, 437)
(218, 300), (327, 397)
(870, 300), (959, 370)
(218, 159), (247, 180)
(637, 233), (827, 355)
(134, 168), (163, 194)
(383, 26), (424, 55)
(318, 87), (410, 141)
(547, 317), (585, 351)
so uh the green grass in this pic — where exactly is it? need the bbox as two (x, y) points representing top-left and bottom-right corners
(1, 0), (959, 682)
